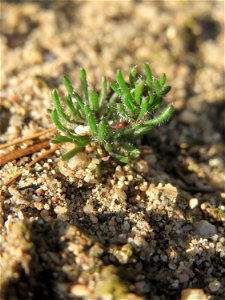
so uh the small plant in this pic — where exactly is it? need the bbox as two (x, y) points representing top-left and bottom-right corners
(50, 64), (174, 163)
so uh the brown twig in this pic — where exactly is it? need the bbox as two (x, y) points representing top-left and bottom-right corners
(5, 144), (59, 186)
(0, 127), (56, 150)
(0, 140), (51, 167)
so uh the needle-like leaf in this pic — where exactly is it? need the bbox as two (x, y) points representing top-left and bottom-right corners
(134, 81), (144, 105)
(63, 76), (73, 95)
(144, 105), (174, 126)
(65, 95), (78, 117)
(98, 119), (108, 143)
(144, 63), (152, 90)
(62, 144), (87, 161)
(99, 77), (107, 108)
(154, 79), (161, 96)
(117, 70), (135, 113)
(52, 134), (73, 144)
(90, 91), (99, 112)
(80, 68), (89, 103)
(52, 90), (71, 122)
(159, 73), (166, 86)
(138, 97), (149, 120)
(129, 66), (137, 89)
(117, 103), (129, 119)
(51, 109), (68, 131)
(87, 113), (98, 136)
(161, 86), (171, 96)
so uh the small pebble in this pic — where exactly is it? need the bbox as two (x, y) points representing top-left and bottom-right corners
(181, 288), (208, 300)
(189, 198), (199, 209)
(74, 125), (90, 136)
(67, 152), (90, 170)
(134, 160), (149, 174)
(54, 205), (67, 215)
(178, 273), (190, 283)
(135, 280), (151, 293)
(208, 279), (221, 292)
(70, 284), (90, 297)
(83, 203), (94, 214)
(194, 220), (217, 238)
(179, 111), (198, 125)
(209, 157), (223, 168)
(166, 25), (177, 39)
(90, 214), (98, 224)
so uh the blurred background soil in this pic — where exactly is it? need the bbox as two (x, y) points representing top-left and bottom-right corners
(0, 1), (224, 300)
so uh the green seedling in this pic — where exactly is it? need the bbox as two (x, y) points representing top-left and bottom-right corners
(50, 64), (174, 163)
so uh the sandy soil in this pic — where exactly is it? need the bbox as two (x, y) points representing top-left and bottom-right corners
(0, 1), (224, 300)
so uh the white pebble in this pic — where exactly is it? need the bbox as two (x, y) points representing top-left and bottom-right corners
(209, 157), (223, 168)
(166, 25), (177, 39)
(44, 204), (50, 210)
(70, 284), (90, 297)
(181, 289), (208, 300)
(54, 205), (67, 214)
(74, 125), (90, 136)
(189, 198), (199, 209)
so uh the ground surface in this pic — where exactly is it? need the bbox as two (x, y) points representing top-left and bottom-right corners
(0, 1), (224, 300)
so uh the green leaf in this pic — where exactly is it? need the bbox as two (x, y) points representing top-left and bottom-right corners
(113, 153), (129, 163)
(117, 70), (135, 113)
(73, 92), (83, 107)
(111, 82), (122, 96)
(84, 105), (91, 117)
(117, 103), (129, 119)
(134, 81), (144, 105)
(150, 97), (163, 112)
(62, 144), (87, 161)
(90, 91), (99, 112)
(159, 73), (166, 86)
(144, 105), (174, 126)
(149, 92), (155, 105)
(104, 143), (113, 152)
(120, 144), (140, 158)
(134, 125), (152, 136)
(80, 68), (89, 103)
(50, 109), (68, 131)
(65, 131), (90, 143)
(63, 76), (73, 95)
(138, 97), (149, 120)
(144, 63), (152, 90)
(109, 92), (119, 104)
(123, 95), (136, 114)
(154, 80), (161, 96)
(87, 113), (98, 136)
(65, 95), (78, 117)
(98, 119), (108, 143)
(161, 86), (171, 96)
(73, 92), (85, 117)
(99, 77), (107, 107)
(129, 66), (137, 89)
(52, 90), (70, 122)
(52, 134), (73, 143)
